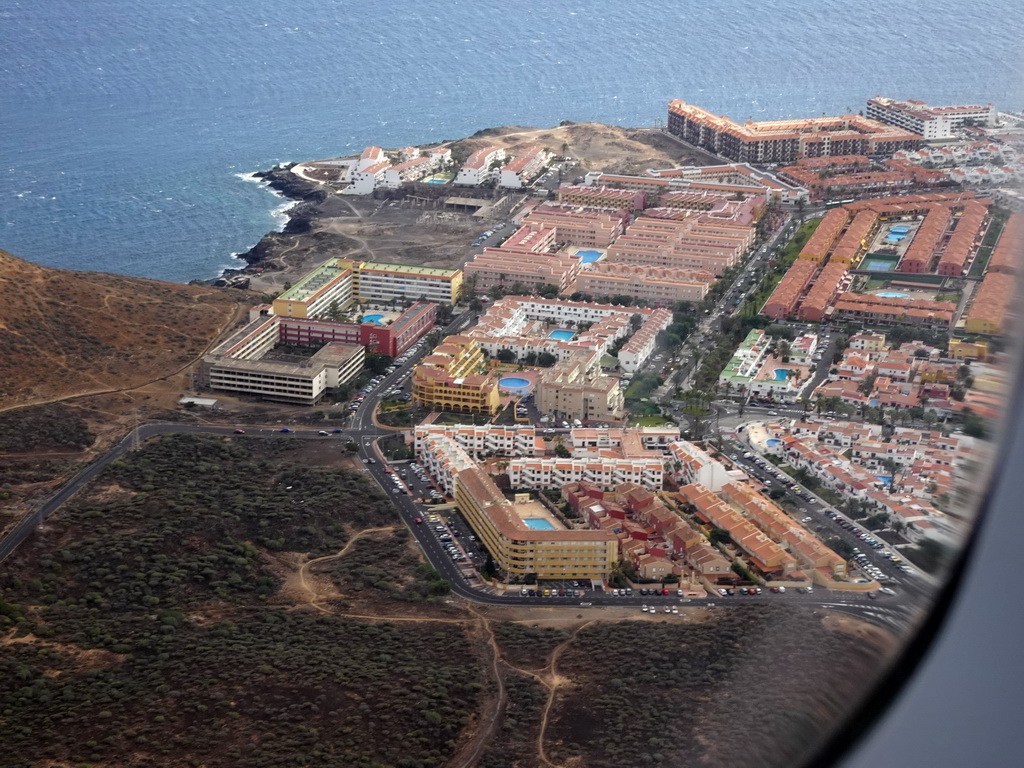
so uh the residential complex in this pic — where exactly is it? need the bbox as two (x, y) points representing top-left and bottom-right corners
(963, 213), (1021, 335)
(414, 427), (619, 581)
(498, 145), (552, 188)
(455, 146), (507, 186)
(762, 192), (994, 326)
(667, 100), (922, 164)
(717, 328), (816, 403)
(866, 96), (997, 140)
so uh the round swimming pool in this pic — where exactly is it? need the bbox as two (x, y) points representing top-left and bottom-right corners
(362, 313), (386, 325)
(499, 376), (531, 392)
(876, 292), (910, 299)
(766, 438), (783, 448)
(774, 368), (789, 381)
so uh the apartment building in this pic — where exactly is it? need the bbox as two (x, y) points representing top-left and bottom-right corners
(521, 203), (629, 248)
(667, 100), (921, 164)
(831, 293), (957, 330)
(533, 349), (626, 423)
(414, 424), (544, 459)
(508, 456), (664, 492)
(455, 145), (507, 186)
(272, 258), (356, 319)
(556, 184), (647, 211)
(964, 272), (1016, 335)
(761, 259), (817, 320)
(455, 466), (618, 581)
(678, 483), (799, 578)
(867, 96), (996, 140)
(498, 145), (551, 188)
(604, 215), (747, 275)
(666, 440), (733, 492)
(354, 261), (463, 305)
(463, 249), (582, 295)
(572, 262), (713, 305)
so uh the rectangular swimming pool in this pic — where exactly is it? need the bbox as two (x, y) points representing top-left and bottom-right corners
(523, 518), (556, 530)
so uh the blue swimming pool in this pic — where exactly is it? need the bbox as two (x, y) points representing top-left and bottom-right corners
(499, 376), (531, 392)
(874, 475), (893, 486)
(774, 368), (789, 381)
(362, 313), (386, 325)
(876, 292), (910, 298)
(549, 329), (575, 341)
(576, 249), (602, 264)
(889, 225), (911, 234)
(425, 178), (447, 184)
(766, 438), (783, 447)
(524, 518), (556, 530)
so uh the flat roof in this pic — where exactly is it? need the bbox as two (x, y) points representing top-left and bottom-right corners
(359, 261), (461, 278)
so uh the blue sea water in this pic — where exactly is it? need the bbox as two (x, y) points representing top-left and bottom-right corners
(1, 0), (1022, 283)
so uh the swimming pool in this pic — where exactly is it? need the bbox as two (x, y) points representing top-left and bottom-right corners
(874, 475), (893, 486)
(499, 376), (531, 392)
(766, 438), (783, 448)
(425, 178), (447, 184)
(576, 249), (602, 264)
(549, 329), (575, 341)
(773, 368), (789, 381)
(362, 313), (386, 325)
(876, 292), (910, 298)
(524, 518), (556, 530)
(889, 225), (911, 234)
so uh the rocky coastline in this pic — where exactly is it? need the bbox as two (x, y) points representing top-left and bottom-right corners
(195, 163), (334, 287)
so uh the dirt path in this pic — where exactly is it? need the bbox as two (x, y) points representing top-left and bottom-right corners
(296, 526), (397, 611)
(446, 606), (508, 768)
(533, 621), (594, 768)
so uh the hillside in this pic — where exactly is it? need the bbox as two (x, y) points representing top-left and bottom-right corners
(0, 250), (246, 409)
(444, 121), (722, 175)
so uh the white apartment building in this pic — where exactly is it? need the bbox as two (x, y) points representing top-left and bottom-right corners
(455, 146), (507, 186)
(348, 161), (391, 195)
(867, 97), (997, 140)
(417, 433), (477, 497)
(498, 146), (551, 189)
(414, 425), (543, 459)
(508, 457), (664, 492)
(667, 441), (733, 492)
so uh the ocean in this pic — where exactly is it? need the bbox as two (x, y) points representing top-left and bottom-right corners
(1, 0), (1022, 283)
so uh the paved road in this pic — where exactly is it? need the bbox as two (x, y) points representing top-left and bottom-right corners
(0, 420), (928, 630)
(0, 304), (933, 629)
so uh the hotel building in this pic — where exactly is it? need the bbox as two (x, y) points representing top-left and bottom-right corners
(572, 262), (713, 304)
(667, 100), (922, 164)
(866, 96), (997, 140)
(200, 315), (364, 405)
(411, 335), (501, 414)
(508, 456), (664, 492)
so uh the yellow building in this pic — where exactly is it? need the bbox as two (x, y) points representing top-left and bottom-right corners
(948, 338), (989, 362)
(455, 466), (618, 581)
(412, 336), (501, 414)
(272, 258), (356, 319)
